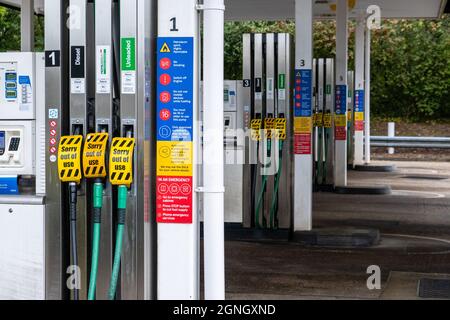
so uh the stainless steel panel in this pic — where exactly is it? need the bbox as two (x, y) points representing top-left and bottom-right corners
(253, 33), (264, 227)
(277, 33), (292, 229)
(0, 204), (45, 300)
(94, 0), (114, 300)
(119, 0), (156, 300)
(264, 33), (275, 225)
(0, 195), (45, 205)
(69, 0), (89, 300)
(44, 0), (69, 300)
(317, 58), (325, 181)
(242, 34), (252, 228)
(325, 58), (335, 186)
(120, 0), (138, 300)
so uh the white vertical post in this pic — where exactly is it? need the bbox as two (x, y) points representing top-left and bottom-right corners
(365, 24), (372, 164)
(21, 0), (34, 52)
(353, 15), (365, 165)
(202, 0), (225, 300)
(293, 0), (313, 231)
(388, 122), (395, 154)
(157, 0), (199, 300)
(334, 0), (348, 186)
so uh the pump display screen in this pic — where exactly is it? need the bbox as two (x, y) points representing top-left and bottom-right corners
(0, 131), (5, 155)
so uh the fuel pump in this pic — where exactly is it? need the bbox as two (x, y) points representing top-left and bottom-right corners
(57, 134), (84, 300)
(0, 52), (46, 300)
(313, 59), (327, 188)
(243, 33), (293, 231)
(324, 58), (335, 188)
(108, 136), (135, 300)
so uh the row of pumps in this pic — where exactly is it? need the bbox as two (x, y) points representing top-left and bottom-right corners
(58, 132), (135, 300)
(0, 16), (360, 300)
(224, 33), (357, 231)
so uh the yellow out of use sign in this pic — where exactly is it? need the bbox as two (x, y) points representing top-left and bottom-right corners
(83, 133), (109, 179)
(58, 135), (83, 184)
(157, 141), (193, 177)
(294, 117), (312, 134)
(109, 138), (135, 186)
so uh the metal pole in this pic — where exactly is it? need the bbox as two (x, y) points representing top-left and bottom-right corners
(293, 0), (313, 231)
(365, 23), (372, 164)
(203, 0), (225, 300)
(21, 0), (34, 52)
(334, 0), (348, 187)
(388, 122), (395, 154)
(354, 15), (365, 165)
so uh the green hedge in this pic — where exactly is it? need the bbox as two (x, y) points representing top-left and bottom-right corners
(0, 7), (447, 120)
(224, 16), (450, 120)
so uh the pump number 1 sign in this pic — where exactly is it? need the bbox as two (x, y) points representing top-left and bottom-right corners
(156, 37), (194, 224)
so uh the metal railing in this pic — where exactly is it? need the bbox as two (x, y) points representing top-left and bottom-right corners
(371, 136), (450, 149)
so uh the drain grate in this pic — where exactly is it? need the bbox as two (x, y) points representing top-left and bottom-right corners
(402, 175), (449, 181)
(418, 279), (450, 299)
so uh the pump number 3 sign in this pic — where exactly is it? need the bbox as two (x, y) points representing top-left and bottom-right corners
(156, 37), (194, 224)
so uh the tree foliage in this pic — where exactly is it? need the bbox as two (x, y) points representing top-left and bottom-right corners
(224, 16), (450, 120)
(0, 6), (447, 120)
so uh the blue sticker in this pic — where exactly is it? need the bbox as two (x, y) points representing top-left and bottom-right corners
(335, 85), (347, 115)
(19, 76), (31, 86)
(294, 69), (313, 118)
(0, 177), (19, 195)
(354, 89), (365, 113)
(156, 37), (194, 142)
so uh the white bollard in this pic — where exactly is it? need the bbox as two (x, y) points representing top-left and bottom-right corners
(388, 122), (395, 155)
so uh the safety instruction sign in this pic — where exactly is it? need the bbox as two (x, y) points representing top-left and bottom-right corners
(335, 85), (348, 141)
(156, 37), (194, 224)
(294, 69), (312, 155)
(354, 89), (365, 131)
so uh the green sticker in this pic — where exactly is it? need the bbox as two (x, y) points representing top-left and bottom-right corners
(121, 38), (136, 71)
(278, 74), (286, 90)
(326, 85), (332, 95)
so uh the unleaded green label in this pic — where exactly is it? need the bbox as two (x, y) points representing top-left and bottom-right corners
(326, 85), (332, 95)
(121, 38), (136, 71)
(278, 74), (286, 90)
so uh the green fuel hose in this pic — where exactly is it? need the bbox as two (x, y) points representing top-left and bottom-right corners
(88, 182), (104, 300)
(255, 138), (271, 229)
(269, 140), (284, 229)
(108, 185), (128, 300)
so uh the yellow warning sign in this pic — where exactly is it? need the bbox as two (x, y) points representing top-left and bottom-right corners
(313, 113), (324, 128)
(294, 117), (312, 134)
(251, 119), (263, 141)
(157, 141), (193, 177)
(264, 118), (275, 139)
(335, 114), (347, 127)
(324, 112), (333, 128)
(58, 135), (83, 184)
(354, 112), (364, 121)
(275, 118), (287, 140)
(160, 42), (171, 53)
(83, 133), (109, 179)
(109, 138), (135, 187)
